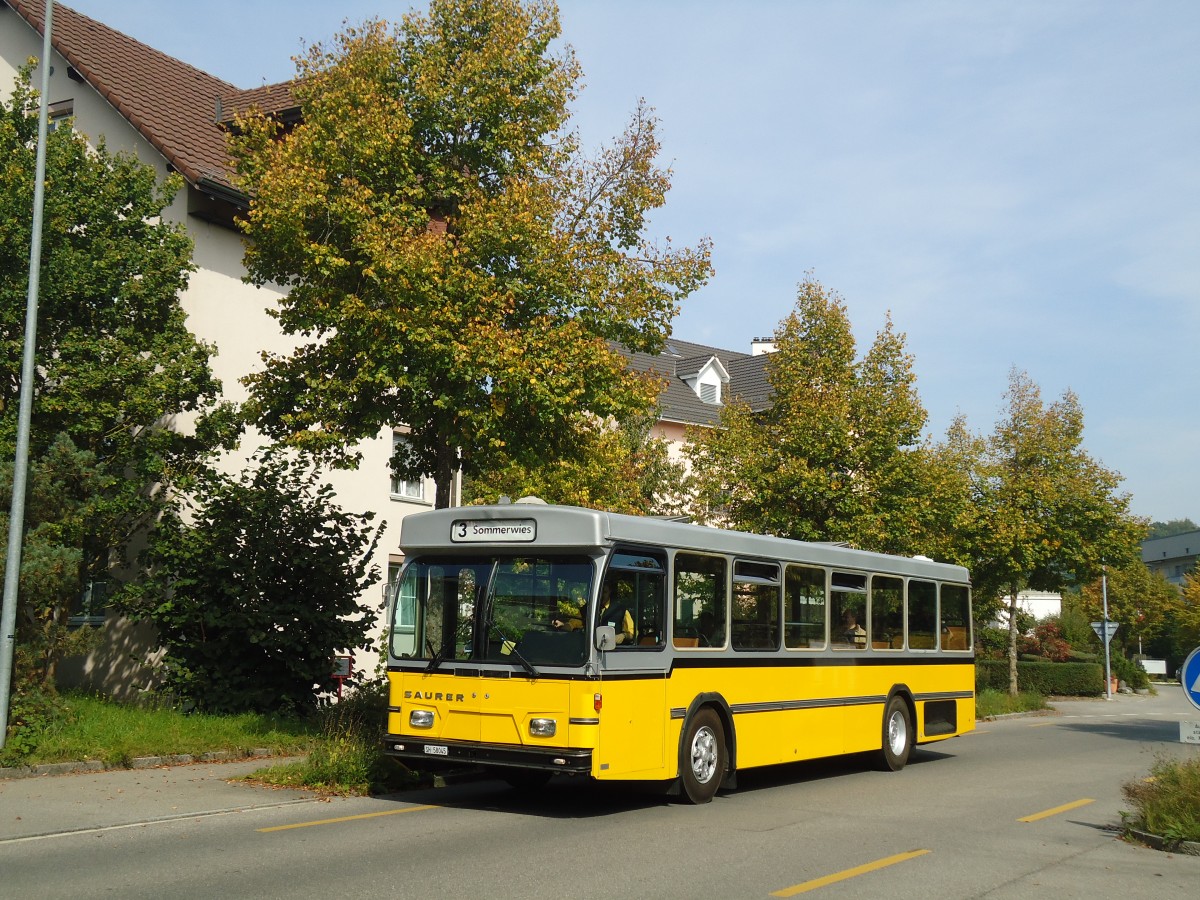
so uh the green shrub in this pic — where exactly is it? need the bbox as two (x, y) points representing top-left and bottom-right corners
(976, 659), (1104, 695)
(976, 688), (1049, 717)
(1109, 652), (1150, 691)
(0, 681), (70, 765)
(121, 450), (382, 716)
(1123, 756), (1200, 844)
(975, 626), (1009, 660)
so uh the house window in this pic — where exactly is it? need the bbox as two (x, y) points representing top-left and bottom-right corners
(699, 381), (720, 404)
(48, 99), (73, 132)
(390, 434), (425, 501)
(69, 580), (108, 626)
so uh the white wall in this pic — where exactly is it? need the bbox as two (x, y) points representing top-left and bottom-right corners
(2, 18), (424, 688)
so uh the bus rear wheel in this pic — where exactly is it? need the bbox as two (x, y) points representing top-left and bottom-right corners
(680, 708), (725, 804)
(877, 695), (913, 771)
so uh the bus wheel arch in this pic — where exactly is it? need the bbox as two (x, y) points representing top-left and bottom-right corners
(677, 694), (736, 803)
(877, 687), (915, 772)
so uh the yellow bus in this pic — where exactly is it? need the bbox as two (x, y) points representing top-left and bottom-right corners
(383, 501), (974, 803)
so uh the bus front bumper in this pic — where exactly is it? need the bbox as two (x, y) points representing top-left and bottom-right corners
(383, 734), (593, 774)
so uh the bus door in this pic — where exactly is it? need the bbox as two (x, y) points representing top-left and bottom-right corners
(593, 550), (669, 778)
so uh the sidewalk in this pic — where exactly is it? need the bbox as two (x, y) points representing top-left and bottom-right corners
(0, 756), (317, 843)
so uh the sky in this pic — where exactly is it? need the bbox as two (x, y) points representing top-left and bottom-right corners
(55, 1), (1200, 523)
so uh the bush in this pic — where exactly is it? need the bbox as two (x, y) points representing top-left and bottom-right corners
(122, 450), (382, 716)
(1109, 652), (1150, 691)
(976, 688), (1049, 718)
(1123, 755), (1200, 844)
(976, 659), (1104, 695)
(0, 679), (70, 764)
(975, 626), (1009, 660)
(1019, 621), (1072, 662)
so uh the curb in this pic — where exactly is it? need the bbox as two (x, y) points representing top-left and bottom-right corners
(1126, 828), (1200, 857)
(0, 748), (284, 781)
(981, 708), (1059, 722)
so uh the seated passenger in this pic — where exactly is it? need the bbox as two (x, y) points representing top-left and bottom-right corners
(597, 583), (635, 645)
(840, 609), (867, 648)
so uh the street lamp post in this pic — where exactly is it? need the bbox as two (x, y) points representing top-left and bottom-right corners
(0, 0), (53, 751)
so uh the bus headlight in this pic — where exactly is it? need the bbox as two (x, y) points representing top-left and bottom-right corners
(410, 710), (434, 729)
(529, 718), (557, 738)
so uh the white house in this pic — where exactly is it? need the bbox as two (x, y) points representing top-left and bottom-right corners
(1, 1), (437, 694)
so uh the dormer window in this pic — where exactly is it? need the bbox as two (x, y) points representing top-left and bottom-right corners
(677, 355), (729, 406)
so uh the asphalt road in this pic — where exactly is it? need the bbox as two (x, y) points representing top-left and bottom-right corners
(2, 688), (1198, 899)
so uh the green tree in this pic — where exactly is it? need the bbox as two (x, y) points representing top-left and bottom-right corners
(970, 369), (1143, 694)
(464, 411), (691, 515)
(121, 451), (381, 715)
(1147, 519), (1198, 540)
(0, 68), (234, 687)
(0, 436), (106, 688)
(1079, 563), (1180, 657)
(230, 1), (711, 508)
(685, 277), (929, 552)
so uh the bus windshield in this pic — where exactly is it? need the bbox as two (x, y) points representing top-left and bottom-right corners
(391, 555), (595, 668)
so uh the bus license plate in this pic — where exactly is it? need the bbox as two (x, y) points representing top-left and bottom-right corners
(424, 744), (449, 756)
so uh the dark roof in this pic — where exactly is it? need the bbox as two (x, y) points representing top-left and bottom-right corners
(621, 337), (773, 427)
(4, 1), (294, 196)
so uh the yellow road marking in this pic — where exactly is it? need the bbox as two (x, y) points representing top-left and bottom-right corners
(1026, 721), (1057, 728)
(1018, 798), (1094, 823)
(771, 849), (930, 897)
(258, 804), (438, 832)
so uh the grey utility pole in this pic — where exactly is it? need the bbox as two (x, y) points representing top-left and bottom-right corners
(0, 0), (54, 751)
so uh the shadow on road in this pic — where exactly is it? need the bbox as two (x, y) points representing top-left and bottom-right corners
(372, 746), (961, 817)
(1054, 718), (1183, 744)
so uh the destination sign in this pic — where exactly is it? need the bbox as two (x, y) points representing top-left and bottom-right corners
(450, 519), (537, 543)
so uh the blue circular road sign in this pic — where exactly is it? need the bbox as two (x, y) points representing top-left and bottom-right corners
(1182, 647), (1200, 712)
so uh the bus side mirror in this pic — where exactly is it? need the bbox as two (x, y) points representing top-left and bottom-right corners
(594, 625), (617, 652)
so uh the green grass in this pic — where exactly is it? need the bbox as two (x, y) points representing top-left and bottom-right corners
(1, 693), (318, 768)
(2, 687), (420, 796)
(975, 688), (1049, 718)
(246, 685), (423, 795)
(1123, 756), (1200, 845)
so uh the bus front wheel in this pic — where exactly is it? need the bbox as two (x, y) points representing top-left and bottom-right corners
(680, 708), (726, 803)
(877, 695), (913, 771)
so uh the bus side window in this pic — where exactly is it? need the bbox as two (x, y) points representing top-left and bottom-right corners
(785, 565), (826, 650)
(604, 549), (667, 649)
(674, 553), (727, 649)
(940, 584), (971, 650)
(870, 575), (903, 649)
(908, 580), (937, 650)
(831, 572), (867, 649)
(732, 560), (780, 651)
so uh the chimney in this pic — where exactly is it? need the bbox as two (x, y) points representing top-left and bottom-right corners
(751, 336), (777, 356)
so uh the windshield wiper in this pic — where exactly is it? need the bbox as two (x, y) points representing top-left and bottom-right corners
(424, 638), (447, 674)
(487, 618), (538, 679)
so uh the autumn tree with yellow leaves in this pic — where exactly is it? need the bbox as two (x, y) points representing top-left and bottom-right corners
(230, 0), (711, 507)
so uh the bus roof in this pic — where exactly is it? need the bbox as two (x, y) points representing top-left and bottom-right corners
(399, 503), (971, 584)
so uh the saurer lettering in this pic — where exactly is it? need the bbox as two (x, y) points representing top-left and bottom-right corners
(404, 691), (466, 702)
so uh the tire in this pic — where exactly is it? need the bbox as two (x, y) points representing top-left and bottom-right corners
(680, 708), (726, 803)
(877, 695), (914, 772)
(501, 769), (553, 791)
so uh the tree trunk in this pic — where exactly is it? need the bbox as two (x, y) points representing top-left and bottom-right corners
(433, 442), (456, 509)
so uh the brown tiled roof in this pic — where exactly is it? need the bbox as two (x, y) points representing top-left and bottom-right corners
(4, 1), (289, 196)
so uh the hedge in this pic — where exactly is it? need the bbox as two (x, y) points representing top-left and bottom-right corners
(976, 659), (1105, 696)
